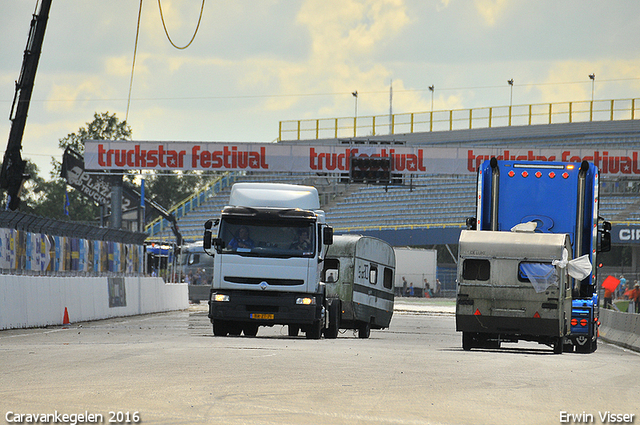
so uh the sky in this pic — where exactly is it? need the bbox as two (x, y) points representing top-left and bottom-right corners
(1, 0), (640, 179)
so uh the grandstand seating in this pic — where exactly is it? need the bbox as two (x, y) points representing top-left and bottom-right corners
(152, 171), (630, 244)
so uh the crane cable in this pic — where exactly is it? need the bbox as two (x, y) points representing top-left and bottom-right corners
(126, 0), (144, 122)
(158, 0), (206, 50)
(127, 0), (205, 121)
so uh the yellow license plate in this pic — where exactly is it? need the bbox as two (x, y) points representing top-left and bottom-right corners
(250, 313), (274, 320)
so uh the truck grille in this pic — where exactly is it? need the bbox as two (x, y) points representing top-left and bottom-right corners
(224, 276), (305, 286)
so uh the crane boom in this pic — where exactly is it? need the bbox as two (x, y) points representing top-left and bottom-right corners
(0, 0), (52, 210)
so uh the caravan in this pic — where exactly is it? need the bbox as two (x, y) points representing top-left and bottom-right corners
(323, 235), (396, 338)
(456, 230), (574, 353)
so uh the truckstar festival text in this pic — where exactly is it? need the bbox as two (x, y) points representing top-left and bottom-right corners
(83, 141), (640, 176)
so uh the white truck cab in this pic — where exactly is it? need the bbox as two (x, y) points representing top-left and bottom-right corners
(203, 183), (333, 339)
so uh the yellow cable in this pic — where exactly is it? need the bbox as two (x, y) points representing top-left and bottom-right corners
(126, 0), (144, 122)
(158, 0), (205, 50)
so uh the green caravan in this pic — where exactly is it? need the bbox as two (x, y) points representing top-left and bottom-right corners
(323, 235), (396, 339)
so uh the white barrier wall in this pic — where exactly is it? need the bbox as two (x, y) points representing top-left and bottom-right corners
(599, 308), (640, 352)
(0, 275), (188, 330)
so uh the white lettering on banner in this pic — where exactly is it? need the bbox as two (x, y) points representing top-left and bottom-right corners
(619, 229), (640, 241)
(83, 140), (640, 176)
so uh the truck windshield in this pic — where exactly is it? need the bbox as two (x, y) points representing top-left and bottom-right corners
(218, 217), (316, 258)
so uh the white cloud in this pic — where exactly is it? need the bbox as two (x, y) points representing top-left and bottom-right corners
(2, 0), (640, 179)
(473, 0), (511, 26)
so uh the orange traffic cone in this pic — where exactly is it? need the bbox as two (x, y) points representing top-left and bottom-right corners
(63, 307), (70, 325)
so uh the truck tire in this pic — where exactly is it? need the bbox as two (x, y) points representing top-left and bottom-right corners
(325, 300), (340, 339)
(358, 321), (371, 339)
(553, 337), (564, 354)
(228, 322), (242, 336)
(462, 332), (473, 351)
(306, 320), (322, 339)
(213, 320), (228, 337)
(243, 323), (259, 337)
(288, 325), (299, 337)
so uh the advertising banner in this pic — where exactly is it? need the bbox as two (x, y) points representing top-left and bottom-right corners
(84, 140), (640, 176)
(63, 147), (112, 205)
(612, 224), (640, 244)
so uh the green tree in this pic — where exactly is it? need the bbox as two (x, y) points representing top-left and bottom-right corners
(28, 178), (100, 221)
(51, 111), (132, 179)
(17, 111), (212, 224)
(25, 112), (132, 221)
(144, 170), (207, 212)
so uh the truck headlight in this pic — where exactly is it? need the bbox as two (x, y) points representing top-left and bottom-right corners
(296, 297), (316, 305)
(212, 293), (230, 302)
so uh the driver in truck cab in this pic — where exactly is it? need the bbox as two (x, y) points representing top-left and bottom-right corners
(228, 227), (255, 251)
(289, 228), (312, 251)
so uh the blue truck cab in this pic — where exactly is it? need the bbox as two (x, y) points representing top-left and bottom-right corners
(468, 158), (611, 353)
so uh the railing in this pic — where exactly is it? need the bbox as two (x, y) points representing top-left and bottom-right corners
(145, 172), (237, 239)
(333, 222), (466, 233)
(279, 98), (639, 141)
(334, 220), (640, 235)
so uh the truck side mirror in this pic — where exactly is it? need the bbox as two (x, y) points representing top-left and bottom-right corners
(203, 220), (213, 250)
(212, 237), (225, 254)
(323, 226), (334, 245)
(597, 218), (611, 253)
(466, 217), (477, 230)
(599, 232), (611, 253)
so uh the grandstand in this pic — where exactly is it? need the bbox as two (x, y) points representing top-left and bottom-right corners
(151, 119), (640, 243)
(147, 117), (640, 287)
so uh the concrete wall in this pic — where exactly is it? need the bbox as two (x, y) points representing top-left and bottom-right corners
(599, 308), (640, 352)
(0, 275), (188, 330)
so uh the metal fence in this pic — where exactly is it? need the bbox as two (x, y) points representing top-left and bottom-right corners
(0, 211), (147, 276)
(145, 172), (236, 239)
(279, 98), (640, 141)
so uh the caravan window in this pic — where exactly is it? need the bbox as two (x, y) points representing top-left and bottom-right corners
(369, 265), (378, 285)
(518, 261), (558, 293)
(383, 267), (393, 289)
(462, 259), (490, 281)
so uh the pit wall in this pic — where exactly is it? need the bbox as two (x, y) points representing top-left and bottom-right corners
(0, 275), (187, 330)
(599, 309), (640, 352)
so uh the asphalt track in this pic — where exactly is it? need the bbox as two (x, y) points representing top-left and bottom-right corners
(1, 299), (639, 425)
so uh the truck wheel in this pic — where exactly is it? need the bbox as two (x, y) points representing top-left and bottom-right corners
(462, 332), (473, 351)
(306, 321), (322, 339)
(553, 337), (563, 354)
(325, 300), (340, 339)
(288, 325), (299, 337)
(243, 324), (259, 337)
(213, 320), (228, 337)
(228, 322), (242, 336)
(358, 322), (371, 339)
